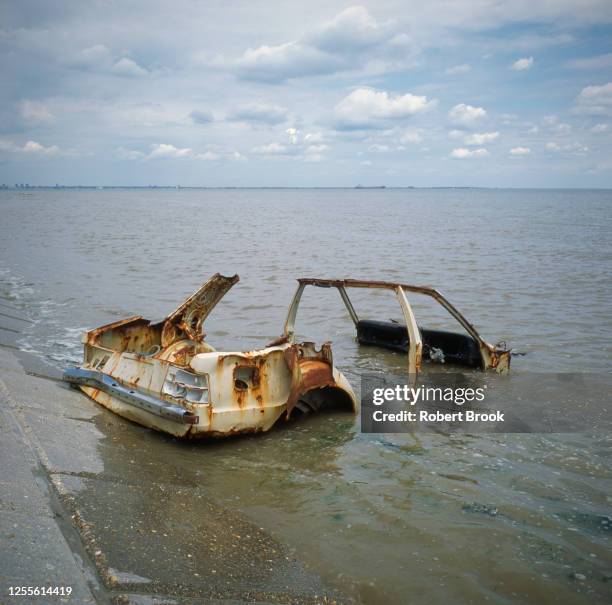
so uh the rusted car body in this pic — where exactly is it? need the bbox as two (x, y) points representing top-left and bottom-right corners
(64, 274), (510, 439)
(63, 274), (356, 438)
(277, 278), (511, 376)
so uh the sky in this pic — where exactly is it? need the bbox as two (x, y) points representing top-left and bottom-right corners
(1, 0), (612, 187)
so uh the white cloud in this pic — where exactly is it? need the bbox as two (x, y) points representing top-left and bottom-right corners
(148, 143), (193, 159)
(196, 151), (219, 161)
(286, 127), (299, 143)
(448, 104), (487, 125)
(591, 123), (609, 133)
(227, 104), (288, 124)
(464, 131), (499, 145)
(450, 147), (489, 159)
(510, 147), (531, 156)
(512, 57), (534, 71)
(0, 139), (62, 156)
(304, 132), (325, 143)
(566, 53), (612, 70)
(575, 82), (612, 115)
(445, 64), (471, 75)
(232, 43), (335, 82)
(111, 57), (147, 77)
(73, 45), (147, 77)
(226, 6), (414, 82)
(119, 144), (238, 161)
(334, 88), (436, 129)
(23, 140), (61, 155)
(546, 141), (589, 153)
(21, 101), (55, 124)
(307, 6), (386, 53)
(75, 44), (112, 68)
(448, 129), (464, 139)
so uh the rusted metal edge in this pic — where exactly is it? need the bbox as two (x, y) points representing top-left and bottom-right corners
(62, 367), (199, 425)
(295, 277), (506, 351)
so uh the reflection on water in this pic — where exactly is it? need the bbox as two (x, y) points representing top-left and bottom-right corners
(1, 188), (611, 603)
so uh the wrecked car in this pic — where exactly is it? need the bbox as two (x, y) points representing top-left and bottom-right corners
(278, 278), (511, 375)
(63, 274), (356, 438)
(63, 274), (510, 439)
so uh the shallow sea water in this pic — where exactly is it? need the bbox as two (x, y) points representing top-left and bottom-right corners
(1, 188), (611, 603)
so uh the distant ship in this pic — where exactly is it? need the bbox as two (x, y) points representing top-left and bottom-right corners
(355, 184), (386, 189)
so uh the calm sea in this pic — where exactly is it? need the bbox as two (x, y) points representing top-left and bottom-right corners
(1, 188), (611, 603)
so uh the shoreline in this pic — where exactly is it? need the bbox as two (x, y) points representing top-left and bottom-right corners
(0, 347), (349, 604)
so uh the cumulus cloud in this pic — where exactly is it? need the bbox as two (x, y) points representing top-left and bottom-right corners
(0, 139), (62, 156)
(448, 104), (487, 125)
(591, 123), (609, 133)
(251, 128), (330, 161)
(74, 44), (113, 68)
(148, 143), (193, 159)
(510, 146), (531, 156)
(575, 82), (612, 115)
(304, 132), (325, 143)
(226, 104), (288, 124)
(512, 57), (534, 71)
(24, 140), (61, 155)
(450, 147), (489, 159)
(445, 64), (471, 75)
(197, 151), (219, 161)
(72, 44), (147, 77)
(464, 131), (499, 145)
(119, 143), (236, 161)
(334, 88), (436, 129)
(111, 57), (148, 77)
(306, 6), (385, 52)
(224, 6), (415, 82)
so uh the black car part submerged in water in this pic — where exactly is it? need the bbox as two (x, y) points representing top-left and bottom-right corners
(276, 278), (511, 375)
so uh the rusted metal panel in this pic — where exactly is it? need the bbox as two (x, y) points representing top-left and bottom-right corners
(282, 277), (511, 374)
(64, 273), (510, 439)
(396, 286), (422, 376)
(64, 274), (356, 439)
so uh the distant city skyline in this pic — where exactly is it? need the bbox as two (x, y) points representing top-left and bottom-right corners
(1, 1), (612, 187)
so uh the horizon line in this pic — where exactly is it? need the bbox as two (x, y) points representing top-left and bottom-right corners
(2, 185), (612, 191)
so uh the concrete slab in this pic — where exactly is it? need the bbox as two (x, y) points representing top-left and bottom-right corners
(0, 510), (96, 605)
(0, 358), (100, 604)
